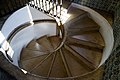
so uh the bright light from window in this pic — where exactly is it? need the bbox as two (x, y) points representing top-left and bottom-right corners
(60, 8), (71, 24)
(0, 31), (14, 61)
(28, 1), (71, 24)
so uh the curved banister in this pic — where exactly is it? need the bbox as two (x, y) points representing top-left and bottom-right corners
(54, 21), (67, 51)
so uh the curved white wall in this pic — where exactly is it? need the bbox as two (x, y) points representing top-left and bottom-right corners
(11, 23), (56, 66)
(1, 5), (56, 66)
(67, 3), (114, 67)
(1, 5), (54, 39)
(1, 6), (32, 38)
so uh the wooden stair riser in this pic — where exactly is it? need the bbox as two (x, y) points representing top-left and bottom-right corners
(37, 35), (54, 52)
(66, 37), (104, 50)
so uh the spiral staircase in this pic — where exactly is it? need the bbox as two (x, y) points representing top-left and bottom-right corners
(19, 7), (104, 79)
(0, 0), (114, 80)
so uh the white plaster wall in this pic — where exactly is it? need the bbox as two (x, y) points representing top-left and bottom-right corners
(67, 3), (114, 67)
(1, 6), (33, 38)
(1, 5), (56, 66)
(29, 7), (54, 20)
(10, 26), (34, 65)
(1, 5), (54, 39)
(33, 23), (56, 39)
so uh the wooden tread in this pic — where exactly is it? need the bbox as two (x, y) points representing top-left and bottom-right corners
(48, 36), (61, 49)
(59, 49), (72, 77)
(68, 26), (99, 36)
(68, 6), (86, 15)
(20, 54), (48, 71)
(62, 47), (91, 76)
(64, 44), (96, 70)
(49, 51), (68, 78)
(72, 32), (105, 47)
(47, 52), (57, 78)
(68, 14), (100, 29)
(20, 48), (49, 61)
(70, 45), (102, 67)
(37, 35), (54, 52)
(66, 5), (87, 23)
(26, 40), (45, 51)
(66, 37), (104, 51)
(30, 54), (53, 77)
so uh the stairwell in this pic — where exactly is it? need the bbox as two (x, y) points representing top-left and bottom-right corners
(0, 0), (119, 80)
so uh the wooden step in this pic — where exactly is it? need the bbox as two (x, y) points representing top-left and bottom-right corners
(62, 47), (91, 76)
(66, 37), (104, 51)
(20, 48), (49, 61)
(28, 52), (54, 72)
(72, 32), (105, 47)
(59, 49), (72, 77)
(49, 51), (68, 78)
(66, 5), (87, 23)
(68, 14), (100, 29)
(37, 35), (54, 52)
(68, 5), (86, 15)
(20, 54), (48, 71)
(68, 26), (99, 36)
(69, 45), (102, 67)
(30, 54), (53, 77)
(64, 44), (96, 70)
(47, 52), (57, 78)
(48, 36), (61, 49)
(26, 40), (45, 52)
